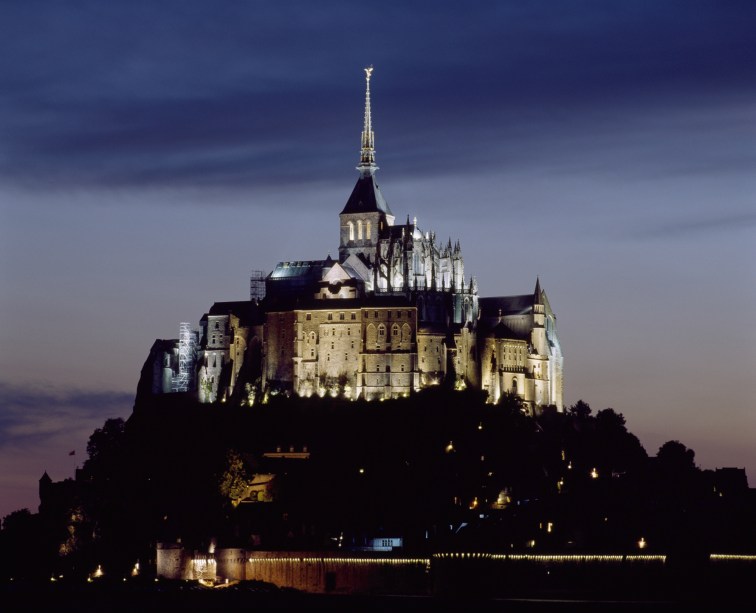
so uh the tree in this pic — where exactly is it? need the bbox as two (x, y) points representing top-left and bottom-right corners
(569, 399), (592, 419)
(657, 440), (696, 473)
(218, 449), (251, 506)
(85, 417), (126, 464)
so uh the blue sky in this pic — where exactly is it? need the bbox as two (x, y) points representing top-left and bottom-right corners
(1, 1), (754, 519)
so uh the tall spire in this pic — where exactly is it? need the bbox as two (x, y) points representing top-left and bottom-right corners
(358, 66), (378, 175)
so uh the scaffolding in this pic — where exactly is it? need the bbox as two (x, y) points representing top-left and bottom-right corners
(250, 269), (266, 302)
(172, 322), (196, 393)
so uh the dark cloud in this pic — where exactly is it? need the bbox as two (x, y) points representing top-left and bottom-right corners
(631, 211), (756, 239)
(0, 382), (132, 448)
(0, 2), (753, 191)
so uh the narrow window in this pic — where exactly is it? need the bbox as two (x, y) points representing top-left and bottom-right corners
(348, 221), (355, 241)
(366, 220), (371, 239)
(351, 312), (356, 320)
(339, 312), (345, 320)
(357, 219), (363, 240)
(306, 313), (312, 321)
(328, 313), (333, 321)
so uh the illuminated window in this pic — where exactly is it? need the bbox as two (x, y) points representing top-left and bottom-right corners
(366, 220), (371, 239)
(348, 221), (355, 241)
(357, 220), (363, 240)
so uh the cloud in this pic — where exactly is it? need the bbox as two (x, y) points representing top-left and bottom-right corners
(631, 212), (756, 239)
(0, 2), (753, 192)
(0, 382), (133, 449)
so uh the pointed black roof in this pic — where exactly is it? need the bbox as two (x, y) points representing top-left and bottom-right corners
(534, 277), (543, 305)
(340, 174), (393, 216)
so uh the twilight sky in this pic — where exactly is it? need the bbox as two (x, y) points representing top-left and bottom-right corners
(1, 1), (754, 520)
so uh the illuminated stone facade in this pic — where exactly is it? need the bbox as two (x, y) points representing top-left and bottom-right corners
(144, 68), (564, 410)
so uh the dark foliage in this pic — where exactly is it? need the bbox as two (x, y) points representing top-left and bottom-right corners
(14, 391), (755, 578)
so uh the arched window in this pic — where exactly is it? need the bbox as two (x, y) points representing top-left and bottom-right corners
(214, 322), (220, 330)
(357, 220), (363, 240)
(401, 323), (411, 344)
(366, 220), (371, 239)
(366, 323), (377, 347)
(512, 379), (518, 394)
(378, 324), (386, 337)
(347, 221), (355, 241)
(392, 324), (400, 337)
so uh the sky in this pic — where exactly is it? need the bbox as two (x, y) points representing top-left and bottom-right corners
(0, 1), (754, 520)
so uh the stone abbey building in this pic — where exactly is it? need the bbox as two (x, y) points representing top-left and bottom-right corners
(142, 69), (564, 411)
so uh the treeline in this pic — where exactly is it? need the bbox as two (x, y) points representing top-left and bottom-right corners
(1, 389), (753, 579)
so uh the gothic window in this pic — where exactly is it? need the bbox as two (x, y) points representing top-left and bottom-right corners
(378, 324), (386, 337)
(366, 220), (371, 239)
(402, 323), (411, 344)
(512, 379), (518, 394)
(348, 221), (355, 241)
(214, 322), (220, 330)
(357, 220), (363, 240)
(366, 324), (377, 347)
(392, 324), (400, 337)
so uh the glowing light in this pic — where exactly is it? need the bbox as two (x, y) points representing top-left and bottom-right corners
(445, 441), (455, 453)
(358, 467), (365, 474)
(547, 522), (553, 533)
(638, 537), (647, 550)
(93, 565), (104, 578)
(477, 422), (483, 430)
(590, 467), (599, 479)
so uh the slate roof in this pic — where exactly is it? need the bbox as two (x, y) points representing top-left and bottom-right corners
(478, 295), (534, 317)
(340, 174), (393, 216)
(207, 300), (263, 326)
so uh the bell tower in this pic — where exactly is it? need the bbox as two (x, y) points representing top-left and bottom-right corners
(339, 67), (394, 264)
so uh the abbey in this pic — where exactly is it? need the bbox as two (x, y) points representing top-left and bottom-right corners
(143, 69), (563, 412)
